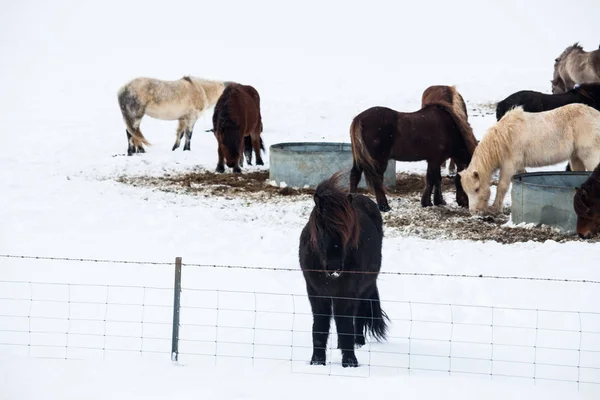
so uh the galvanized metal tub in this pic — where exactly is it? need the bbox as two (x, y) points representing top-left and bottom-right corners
(510, 171), (591, 234)
(269, 142), (396, 189)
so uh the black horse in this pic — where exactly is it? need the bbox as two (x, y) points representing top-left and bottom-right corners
(298, 172), (388, 368)
(496, 83), (600, 121)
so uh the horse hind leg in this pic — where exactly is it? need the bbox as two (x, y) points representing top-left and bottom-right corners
(421, 162), (436, 207)
(251, 133), (264, 165)
(182, 118), (197, 151)
(172, 119), (189, 151)
(432, 164), (446, 206)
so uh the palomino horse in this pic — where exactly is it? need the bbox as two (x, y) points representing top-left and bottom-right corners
(573, 162), (600, 239)
(299, 172), (388, 368)
(118, 76), (229, 155)
(459, 104), (600, 215)
(552, 43), (600, 94)
(350, 93), (477, 211)
(421, 85), (470, 176)
(212, 82), (263, 173)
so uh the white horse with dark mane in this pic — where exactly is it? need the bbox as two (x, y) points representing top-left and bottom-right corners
(459, 103), (600, 214)
(118, 76), (229, 155)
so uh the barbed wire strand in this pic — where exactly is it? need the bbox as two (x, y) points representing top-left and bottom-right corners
(1, 254), (598, 284)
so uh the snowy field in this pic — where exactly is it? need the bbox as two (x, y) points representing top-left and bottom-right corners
(1, 0), (600, 398)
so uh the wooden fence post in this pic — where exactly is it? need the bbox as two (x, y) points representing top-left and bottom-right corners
(171, 257), (182, 362)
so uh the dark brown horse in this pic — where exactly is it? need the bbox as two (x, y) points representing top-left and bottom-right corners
(350, 99), (477, 212)
(421, 85), (470, 176)
(299, 172), (388, 368)
(212, 82), (263, 173)
(574, 162), (600, 239)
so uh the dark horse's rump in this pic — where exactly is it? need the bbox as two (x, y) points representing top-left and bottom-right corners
(299, 172), (387, 368)
(496, 83), (600, 121)
(573, 162), (600, 239)
(350, 100), (476, 212)
(212, 82), (264, 173)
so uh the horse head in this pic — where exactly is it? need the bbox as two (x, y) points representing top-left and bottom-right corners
(309, 173), (359, 278)
(574, 183), (600, 239)
(458, 169), (491, 215)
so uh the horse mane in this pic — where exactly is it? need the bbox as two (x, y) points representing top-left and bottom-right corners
(473, 107), (523, 175)
(182, 76), (193, 83)
(555, 42), (583, 64)
(574, 163), (600, 219)
(308, 172), (359, 250)
(572, 83), (600, 103)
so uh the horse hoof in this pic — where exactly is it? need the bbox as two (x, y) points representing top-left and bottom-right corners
(172, 144), (179, 151)
(434, 199), (446, 206)
(183, 146), (190, 151)
(355, 336), (365, 348)
(216, 165), (225, 173)
(421, 201), (433, 207)
(341, 354), (359, 368)
(378, 204), (391, 212)
(137, 147), (145, 154)
(310, 353), (326, 366)
(256, 159), (264, 166)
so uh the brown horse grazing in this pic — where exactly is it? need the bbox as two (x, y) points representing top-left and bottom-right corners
(552, 42), (600, 94)
(350, 100), (477, 212)
(211, 83), (263, 173)
(421, 85), (470, 175)
(573, 162), (600, 239)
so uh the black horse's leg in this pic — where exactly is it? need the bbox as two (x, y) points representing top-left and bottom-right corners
(216, 145), (225, 173)
(354, 296), (367, 348)
(333, 299), (359, 367)
(433, 163), (446, 206)
(454, 160), (469, 208)
(350, 163), (362, 194)
(308, 290), (332, 366)
(421, 162), (435, 207)
(372, 162), (391, 212)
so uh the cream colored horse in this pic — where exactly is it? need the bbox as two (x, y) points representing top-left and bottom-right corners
(118, 76), (229, 155)
(552, 43), (600, 94)
(459, 103), (600, 215)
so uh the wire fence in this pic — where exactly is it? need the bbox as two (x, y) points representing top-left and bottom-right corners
(1, 254), (599, 390)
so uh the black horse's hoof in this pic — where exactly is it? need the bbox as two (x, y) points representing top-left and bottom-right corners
(233, 166), (242, 173)
(421, 200), (433, 207)
(378, 204), (391, 212)
(310, 353), (326, 366)
(434, 198), (446, 206)
(216, 165), (225, 173)
(256, 159), (264, 166)
(342, 353), (359, 368)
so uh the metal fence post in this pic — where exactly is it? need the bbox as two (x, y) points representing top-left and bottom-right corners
(171, 257), (182, 362)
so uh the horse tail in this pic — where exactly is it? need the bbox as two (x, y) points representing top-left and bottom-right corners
(435, 100), (478, 156)
(349, 116), (380, 190)
(359, 286), (389, 342)
(117, 86), (150, 147)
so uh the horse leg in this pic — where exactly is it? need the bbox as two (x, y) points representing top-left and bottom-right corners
(244, 136), (253, 165)
(454, 160), (469, 208)
(421, 162), (436, 207)
(432, 163), (446, 206)
(570, 156), (585, 171)
(172, 119), (187, 151)
(183, 118), (197, 151)
(333, 299), (359, 367)
(490, 166), (515, 214)
(307, 288), (332, 366)
(216, 145), (225, 173)
(350, 163), (362, 193)
(251, 134), (264, 165)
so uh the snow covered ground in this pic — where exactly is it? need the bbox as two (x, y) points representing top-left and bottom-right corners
(1, 0), (600, 398)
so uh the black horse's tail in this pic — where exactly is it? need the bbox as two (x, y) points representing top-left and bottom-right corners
(359, 286), (389, 342)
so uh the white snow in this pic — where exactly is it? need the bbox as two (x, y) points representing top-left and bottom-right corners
(1, 0), (600, 398)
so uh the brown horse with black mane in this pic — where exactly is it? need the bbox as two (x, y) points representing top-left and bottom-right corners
(350, 89), (477, 212)
(421, 85), (470, 175)
(212, 82), (264, 173)
(573, 162), (600, 239)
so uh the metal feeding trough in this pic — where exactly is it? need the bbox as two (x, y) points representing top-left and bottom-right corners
(269, 142), (396, 189)
(511, 171), (591, 234)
